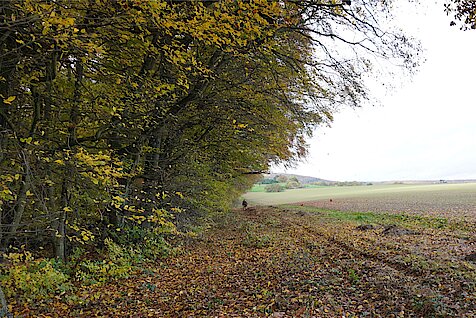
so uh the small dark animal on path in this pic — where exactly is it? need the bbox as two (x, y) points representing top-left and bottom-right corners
(242, 199), (248, 210)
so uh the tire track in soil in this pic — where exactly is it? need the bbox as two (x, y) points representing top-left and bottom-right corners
(231, 207), (430, 316)
(274, 209), (429, 316)
(275, 207), (475, 316)
(283, 210), (427, 278)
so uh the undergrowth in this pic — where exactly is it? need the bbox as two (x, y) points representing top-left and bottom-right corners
(0, 227), (173, 307)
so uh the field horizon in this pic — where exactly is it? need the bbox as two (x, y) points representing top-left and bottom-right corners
(243, 183), (476, 217)
(266, 172), (476, 185)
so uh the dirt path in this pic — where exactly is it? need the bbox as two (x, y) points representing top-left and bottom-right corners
(60, 206), (476, 317)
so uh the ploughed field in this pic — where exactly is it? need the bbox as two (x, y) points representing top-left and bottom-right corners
(244, 183), (476, 221)
(44, 189), (476, 317)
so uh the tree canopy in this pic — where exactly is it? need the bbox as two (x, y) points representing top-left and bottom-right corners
(446, 0), (476, 29)
(0, 0), (419, 259)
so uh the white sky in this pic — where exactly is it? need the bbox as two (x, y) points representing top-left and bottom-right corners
(278, 0), (476, 182)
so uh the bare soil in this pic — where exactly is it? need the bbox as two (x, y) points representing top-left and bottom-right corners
(299, 194), (476, 222)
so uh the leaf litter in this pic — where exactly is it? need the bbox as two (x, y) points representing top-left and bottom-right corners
(24, 205), (476, 317)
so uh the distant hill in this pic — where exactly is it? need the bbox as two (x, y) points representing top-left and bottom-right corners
(262, 173), (333, 185)
(262, 173), (375, 186)
(262, 174), (476, 185)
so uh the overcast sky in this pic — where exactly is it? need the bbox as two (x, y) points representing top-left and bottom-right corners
(278, 0), (476, 182)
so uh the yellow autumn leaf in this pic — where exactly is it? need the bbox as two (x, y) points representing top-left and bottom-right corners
(3, 96), (16, 104)
(20, 137), (32, 144)
(64, 17), (75, 26)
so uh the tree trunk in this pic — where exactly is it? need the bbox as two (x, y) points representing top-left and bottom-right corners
(53, 180), (69, 261)
(5, 168), (30, 248)
(54, 210), (66, 262)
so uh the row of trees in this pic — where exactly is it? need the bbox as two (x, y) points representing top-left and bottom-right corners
(0, 0), (421, 260)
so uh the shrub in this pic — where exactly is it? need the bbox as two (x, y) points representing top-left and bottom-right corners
(264, 184), (284, 192)
(285, 181), (301, 189)
(288, 176), (299, 183)
(0, 231), (172, 307)
(0, 251), (73, 303)
(75, 232), (171, 285)
(109, 226), (171, 260)
(260, 178), (279, 184)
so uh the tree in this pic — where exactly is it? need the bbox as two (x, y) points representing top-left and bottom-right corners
(285, 181), (301, 189)
(261, 178), (278, 184)
(445, 1), (476, 28)
(0, 0), (420, 259)
(289, 176), (300, 183)
(276, 175), (289, 183)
